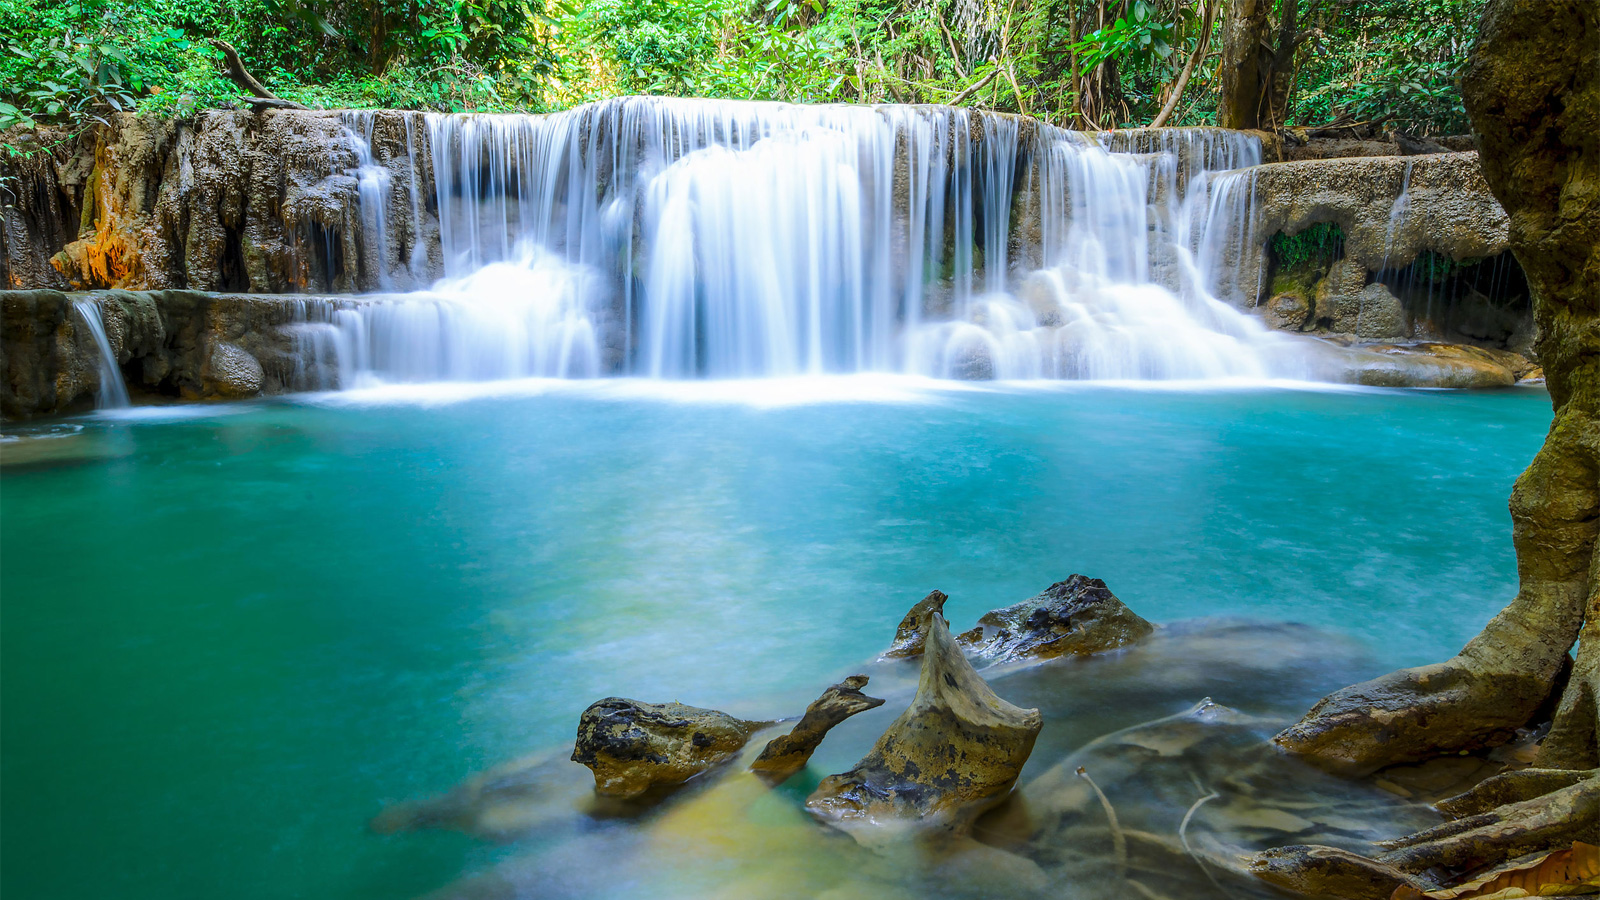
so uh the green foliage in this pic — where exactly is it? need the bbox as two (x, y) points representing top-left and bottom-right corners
(1068, 1), (1179, 78)
(0, 0), (1484, 137)
(1292, 0), (1480, 134)
(1271, 222), (1344, 269)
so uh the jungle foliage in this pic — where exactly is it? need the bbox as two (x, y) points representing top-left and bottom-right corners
(0, 0), (1484, 140)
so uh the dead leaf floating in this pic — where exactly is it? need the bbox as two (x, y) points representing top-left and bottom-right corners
(1390, 841), (1600, 899)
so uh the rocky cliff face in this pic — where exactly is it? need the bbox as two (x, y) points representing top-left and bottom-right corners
(1232, 152), (1530, 348)
(0, 104), (1542, 416)
(1, 110), (436, 294)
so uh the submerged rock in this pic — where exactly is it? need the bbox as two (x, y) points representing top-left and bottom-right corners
(808, 613), (1042, 833)
(571, 698), (764, 798)
(959, 575), (1154, 663)
(882, 590), (949, 658)
(370, 751), (588, 840)
(751, 675), (885, 783)
(1328, 340), (1527, 389)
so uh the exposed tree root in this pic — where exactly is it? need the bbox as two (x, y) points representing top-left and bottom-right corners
(1250, 844), (1420, 900)
(1435, 768), (1599, 818)
(1378, 776), (1599, 873)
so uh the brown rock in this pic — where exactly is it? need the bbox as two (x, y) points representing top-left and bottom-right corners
(570, 698), (764, 799)
(807, 613), (1042, 833)
(960, 575), (1154, 664)
(1262, 292), (1311, 330)
(201, 341), (264, 398)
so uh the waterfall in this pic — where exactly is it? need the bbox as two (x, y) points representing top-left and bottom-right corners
(72, 300), (130, 409)
(313, 97), (1300, 385)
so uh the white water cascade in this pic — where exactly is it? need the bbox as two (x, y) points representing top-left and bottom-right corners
(72, 300), (130, 409)
(308, 97), (1301, 385)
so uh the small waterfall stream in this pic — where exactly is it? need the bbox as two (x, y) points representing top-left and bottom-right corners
(305, 97), (1296, 386)
(72, 300), (130, 409)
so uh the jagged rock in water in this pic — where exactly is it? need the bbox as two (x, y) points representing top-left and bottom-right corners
(751, 676), (885, 783)
(571, 697), (764, 799)
(882, 590), (948, 658)
(958, 575), (1154, 664)
(807, 613), (1042, 834)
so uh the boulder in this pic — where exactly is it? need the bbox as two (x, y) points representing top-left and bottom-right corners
(958, 575), (1154, 663)
(201, 341), (264, 398)
(1262, 292), (1312, 331)
(571, 697), (764, 799)
(882, 590), (948, 658)
(807, 613), (1042, 833)
(750, 675), (885, 783)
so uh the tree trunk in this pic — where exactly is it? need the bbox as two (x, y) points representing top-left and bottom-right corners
(1248, 10), (1599, 892)
(1275, 0), (1600, 779)
(1264, 0), (1299, 127)
(1216, 0), (1273, 129)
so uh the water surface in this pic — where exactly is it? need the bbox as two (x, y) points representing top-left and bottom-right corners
(0, 381), (1551, 899)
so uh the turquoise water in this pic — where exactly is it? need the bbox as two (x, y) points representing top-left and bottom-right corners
(0, 380), (1551, 899)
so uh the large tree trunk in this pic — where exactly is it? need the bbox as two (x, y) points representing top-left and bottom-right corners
(1251, 8), (1599, 894)
(1275, 0), (1600, 782)
(1216, 0), (1274, 129)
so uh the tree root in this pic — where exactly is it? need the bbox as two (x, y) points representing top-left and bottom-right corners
(1250, 844), (1422, 900)
(1251, 776), (1600, 898)
(1376, 775), (1599, 874)
(1435, 768), (1600, 818)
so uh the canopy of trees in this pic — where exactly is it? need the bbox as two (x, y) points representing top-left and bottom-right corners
(0, 0), (1482, 137)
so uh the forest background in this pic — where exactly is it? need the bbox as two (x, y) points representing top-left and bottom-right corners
(0, 0), (1480, 143)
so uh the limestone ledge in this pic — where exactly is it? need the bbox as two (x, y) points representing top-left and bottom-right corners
(1, 287), (361, 419)
(1251, 152), (1508, 273)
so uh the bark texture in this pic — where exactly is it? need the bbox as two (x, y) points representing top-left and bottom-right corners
(1216, 0), (1273, 130)
(1275, 0), (1600, 776)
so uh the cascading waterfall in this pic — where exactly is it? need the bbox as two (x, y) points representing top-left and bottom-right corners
(310, 96), (1301, 386)
(72, 300), (130, 409)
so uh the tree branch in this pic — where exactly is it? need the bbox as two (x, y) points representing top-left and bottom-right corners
(949, 67), (1002, 106)
(1150, 0), (1220, 128)
(210, 40), (284, 102)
